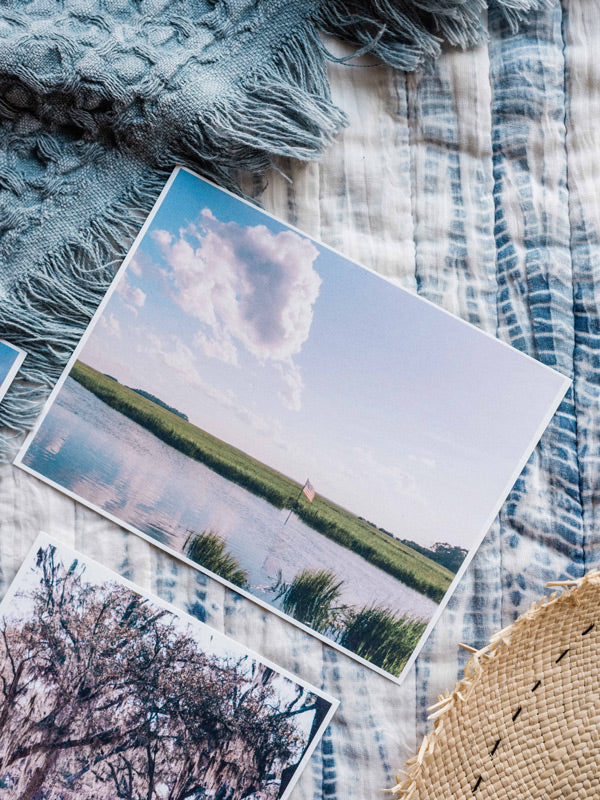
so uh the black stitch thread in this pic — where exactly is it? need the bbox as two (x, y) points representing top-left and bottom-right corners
(472, 623), (592, 795)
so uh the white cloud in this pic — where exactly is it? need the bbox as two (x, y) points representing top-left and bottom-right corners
(143, 333), (282, 442)
(152, 230), (172, 249)
(408, 454), (436, 470)
(152, 211), (321, 409)
(128, 254), (143, 277)
(161, 339), (200, 386)
(275, 361), (303, 412)
(352, 446), (417, 496)
(193, 329), (239, 366)
(116, 276), (146, 313)
(98, 313), (121, 339)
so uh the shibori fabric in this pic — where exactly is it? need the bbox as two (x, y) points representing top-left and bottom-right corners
(0, 0), (552, 458)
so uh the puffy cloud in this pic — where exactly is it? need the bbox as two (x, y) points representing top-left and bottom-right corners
(275, 361), (303, 413)
(152, 210), (321, 408)
(98, 313), (121, 339)
(409, 454), (436, 470)
(152, 229), (173, 249)
(352, 446), (417, 496)
(116, 276), (146, 313)
(128, 248), (156, 278)
(193, 328), (239, 366)
(128, 254), (143, 277)
(144, 333), (207, 393)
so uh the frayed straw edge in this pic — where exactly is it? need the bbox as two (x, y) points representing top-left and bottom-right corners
(389, 571), (600, 797)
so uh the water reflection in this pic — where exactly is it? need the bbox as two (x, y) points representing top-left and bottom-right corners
(23, 378), (437, 620)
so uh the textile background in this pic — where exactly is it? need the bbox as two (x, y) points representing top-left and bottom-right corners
(0, 0), (599, 796)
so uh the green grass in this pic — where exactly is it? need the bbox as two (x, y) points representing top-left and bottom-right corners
(184, 530), (249, 589)
(338, 606), (426, 676)
(276, 569), (426, 676)
(70, 360), (454, 603)
(275, 569), (346, 634)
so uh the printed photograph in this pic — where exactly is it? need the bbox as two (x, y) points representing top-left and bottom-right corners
(0, 339), (25, 403)
(17, 168), (570, 681)
(0, 536), (336, 800)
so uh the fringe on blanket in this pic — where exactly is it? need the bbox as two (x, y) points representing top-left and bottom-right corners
(316, 0), (555, 71)
(0, 0), (555, 461)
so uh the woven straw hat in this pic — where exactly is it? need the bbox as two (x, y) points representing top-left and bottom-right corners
(392, 572), (600, 800)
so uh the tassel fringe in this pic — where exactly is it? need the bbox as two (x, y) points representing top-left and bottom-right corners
(315, 0), (555, 71)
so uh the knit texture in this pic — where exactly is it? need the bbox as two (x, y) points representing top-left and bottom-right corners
(0, 0), (553, 458)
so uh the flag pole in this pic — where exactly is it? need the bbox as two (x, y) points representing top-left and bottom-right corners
(284, 482), (307, 525)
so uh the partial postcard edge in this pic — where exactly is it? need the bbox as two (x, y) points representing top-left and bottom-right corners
(0, 339), (26, 404)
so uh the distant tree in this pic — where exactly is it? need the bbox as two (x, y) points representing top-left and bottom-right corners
(127, 387), (189, 421)
(401, 539), (467, 574)
(0, 546), (319, 800)
(430, 543), (467, 573)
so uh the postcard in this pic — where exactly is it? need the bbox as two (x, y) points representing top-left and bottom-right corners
(0, 339), (25, 403)
(16, 167), (571, 683)
(0, 534), (337, 799)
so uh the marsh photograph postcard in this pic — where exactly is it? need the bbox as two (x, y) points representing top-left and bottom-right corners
(16, 168), (570, 682)
(0, 534), (337, 800)
(0, 339), (25, 404)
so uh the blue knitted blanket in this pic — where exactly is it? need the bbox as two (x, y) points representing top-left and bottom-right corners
(0, 0), (552, 458)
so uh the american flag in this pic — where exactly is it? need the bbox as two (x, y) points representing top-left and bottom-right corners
(302, 479), (315, 503)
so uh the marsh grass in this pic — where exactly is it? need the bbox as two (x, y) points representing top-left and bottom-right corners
(184, 530), (249, 588)
(275, 569), (346, 634)
(70, 360), (453, 603)
(276, 569), (428, 676)
(338, 606), (426, 675)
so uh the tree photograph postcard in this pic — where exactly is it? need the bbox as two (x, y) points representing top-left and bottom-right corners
(0, 534), (337, 800)
(0, 340), (25, 404)
(16, 168), (570, 682)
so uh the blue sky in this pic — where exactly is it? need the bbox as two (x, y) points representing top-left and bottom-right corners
(78, 169), (567, 549)
(0, 341), (19, 384)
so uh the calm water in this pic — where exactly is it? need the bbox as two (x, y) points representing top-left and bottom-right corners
(23, 378), (437, 621)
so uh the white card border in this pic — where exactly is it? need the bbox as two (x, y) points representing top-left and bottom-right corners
(14, 165), (572, 686)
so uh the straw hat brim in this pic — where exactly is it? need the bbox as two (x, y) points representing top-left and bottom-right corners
(392, 572), (600, 800)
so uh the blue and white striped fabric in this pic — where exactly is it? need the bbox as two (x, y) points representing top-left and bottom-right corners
(0, 1), (598, 797)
